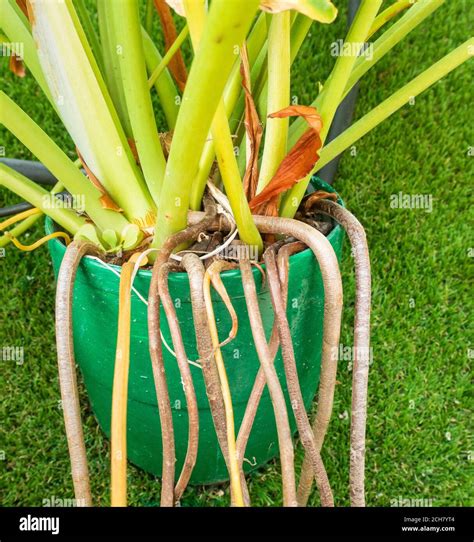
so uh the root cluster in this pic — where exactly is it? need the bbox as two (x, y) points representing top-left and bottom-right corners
(55, 196), (371, 507)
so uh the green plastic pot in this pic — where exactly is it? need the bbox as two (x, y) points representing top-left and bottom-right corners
(46, 178), (343, 484)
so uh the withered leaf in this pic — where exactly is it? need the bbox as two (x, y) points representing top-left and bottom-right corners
(154, 0), (187, 92)
(240, 43), (263, 202)
(76, 148), (123, 213)
(248, 105), (322, 215)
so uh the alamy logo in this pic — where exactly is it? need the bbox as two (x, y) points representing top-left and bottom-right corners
(19, 515), (59, 536)
(1, 346), (24, 365)
(390, 192), (433, 213)
(330, 39), (373, 60)
(391, 496), (434, 507)
(0, 42), (24, 59)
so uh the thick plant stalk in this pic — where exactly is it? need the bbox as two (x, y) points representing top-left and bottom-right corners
(312, 199), (371, 507)
(181, 253), (250, 506)
(264, 248), (334, 507)
(55, 241), (101, 506)
(190, 13), (269, 207)
(0, 92), (129, 235)
(0, 163), (86, 235)
(240, 259), (297, 507)
(148, 199), (217, 506)
(109, 0), (167, 205)
(183, 0), (263, 253)
(28, 0), (155, 225)
(203, 261), (244, 506)
(153, 0), (259, 249)
(281, 37), (474, 218)
(256, 12), (291, 194)
(111, 256), (138, 507)
(318, 0), (383, 144)
(158, 263), (199, 502)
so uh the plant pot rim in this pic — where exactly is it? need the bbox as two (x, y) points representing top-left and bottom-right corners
(45, 177), (344, 280)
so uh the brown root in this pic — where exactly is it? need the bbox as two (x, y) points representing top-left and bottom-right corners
(313, 199), (371, 507)
(235, 242), (301, 467)
(55, 241), (101, 507)
(264, 247), (334, 507)
(147, 196), (217, 507)
(181, 253), (250, 506)
(240, 259), (298, 507)
(157, 263), (199, 503)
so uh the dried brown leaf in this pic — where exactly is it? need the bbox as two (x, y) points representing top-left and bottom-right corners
(9, 55), (26, 78)
(240, 44), (263, 201)
(76, 148), (123, 213)
(154, 0), (187, 92)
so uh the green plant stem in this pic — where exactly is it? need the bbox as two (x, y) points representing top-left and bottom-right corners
(142, 27), (180, 130)
(289, 0), (445, 146)
(184, 0), (262, 252)
(0, 0), (54, 105)
(256, 14), (313, 123)
(74, 0), (105, 74)
(236, 14), (313, 176)
(145, 0), (154, 34)
(256, 12), (291, 194)
(0, 164), (86, 235)
(0, 91), (129, 235)
(153, 0), (260, 250)
(109, 0), (167, 206)
(318, 0), (383, 144)
(97, 0), (133, 136)
(280, 38), (474, 218)
(189, 13), (268, 209)
(147, 25), (189, 89)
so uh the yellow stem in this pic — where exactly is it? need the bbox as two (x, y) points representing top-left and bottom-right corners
(203, 266), (244, 507)
(110, 253), (142, 507)
(0, 207), (42, 231)
(5, 231), (70, 251)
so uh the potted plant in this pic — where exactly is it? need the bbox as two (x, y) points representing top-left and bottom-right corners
(0, 0), (472, 508)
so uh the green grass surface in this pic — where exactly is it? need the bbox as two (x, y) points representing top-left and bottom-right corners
(1, 1), (473, 507)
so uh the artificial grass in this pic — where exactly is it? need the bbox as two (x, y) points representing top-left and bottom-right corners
(1, 1), (473, 507)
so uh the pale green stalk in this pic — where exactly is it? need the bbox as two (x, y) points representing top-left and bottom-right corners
(289, 0), (444, 147)
(109, 0), (167, 206)
(145, 0), (154, 34)
(256, 14), (313, 122)
(318, 0), (383, 144)
(97, 0), (133, 136)
(28, 0), (154, 225)
(74, 0), (105, 74)
(280, 39), (474, 218)
(236, 14), (314, 176)
(0, 91), (129, 235)
(153, 0), (260, 250)
(0, 164), (86, 235)
(256, 12), (291, 194)
(142, 27), (180, 130)
(147, 25), (189, 88)
(189, 13), (268, 209)
(183, 0), (262, 253)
